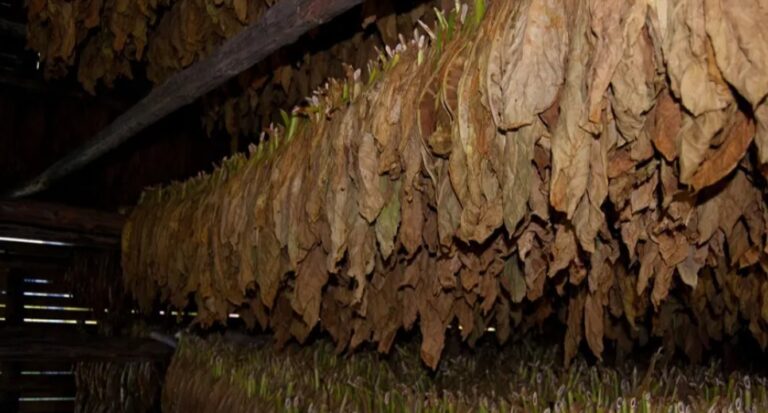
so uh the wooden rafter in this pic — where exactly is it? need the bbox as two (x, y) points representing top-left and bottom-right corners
(5, 0), (364, 198)
(0, 201), (123, 247)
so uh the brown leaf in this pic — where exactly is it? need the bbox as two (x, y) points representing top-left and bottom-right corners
(650, 90), (682, 161)
(418, 301), (446, 370)
(607, 147), (635, 179)
(505, 255), (527, 304)
(689, 111), (755, 191)
(400, 188), (424, 256)
(651, 261), (674, 308)
(374, 179), (401, 259)
(564, 290), (586, 366)
(637, 241), (659, 295)
(357, 132), (386, 222)
(501, 122), (538, 234)
(550, 2), (593, 216)
(233, 0), (247, 22)
(549, 225), (577, 277)
(676, 244), (707, 289)
(573, 137), (609, 253)
(586, 0), (646, 125)
(655, 232), (690, 267)
(630, 171), (658, 214)
(678, 108), (729, 184)
(292, 247), (329, 328)
(487, 0), (568, 129)
(660, 0), (732, 116)
(584, 292), (604, 360)
(611, 19), (656, 142)
(705, 0), (768, 107)
(755, 103), (768, 164)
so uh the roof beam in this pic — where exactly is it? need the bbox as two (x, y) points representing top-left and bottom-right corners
(0, 201), (123, 247)
(4, 0), (364, 198)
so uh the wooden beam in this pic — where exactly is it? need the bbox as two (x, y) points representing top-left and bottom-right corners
(0, 256), (66, 272)
(0, 224), (119, 248)
(0, 201), (123, 235)
(4, 0), (364, 198)
(0, 201), (123, 247)
(0, 328), (173, 362)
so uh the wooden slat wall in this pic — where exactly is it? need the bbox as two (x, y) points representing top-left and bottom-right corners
(1, 269), (85, 412)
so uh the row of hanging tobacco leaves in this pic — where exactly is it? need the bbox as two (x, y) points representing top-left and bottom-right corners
(26, 0), (443, 140)
(123, 0), (768, 368)
(27, 0), (277, 92)
(164, 334), (768, 413)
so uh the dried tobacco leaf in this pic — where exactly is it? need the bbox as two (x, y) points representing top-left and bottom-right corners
(549, 0), (592, 218)
(487, 0), (567, 130)
(123, 0), (768, 368)
(704, 0), (768, 108)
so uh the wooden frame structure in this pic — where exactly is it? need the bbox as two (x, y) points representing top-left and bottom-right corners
(0, 201), (168, 412)
(6, 0), (365, 198)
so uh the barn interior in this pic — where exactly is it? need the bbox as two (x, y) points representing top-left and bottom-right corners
(2, 0), (768, 412)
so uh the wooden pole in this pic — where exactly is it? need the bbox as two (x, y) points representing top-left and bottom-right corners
(4, 0), (364, 199)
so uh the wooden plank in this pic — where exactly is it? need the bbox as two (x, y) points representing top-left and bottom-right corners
(21, 308), (96, 322)
(0, 257), (67, 273)
(5, 0), (365, 198)
(18, 399), (74, 413)
(18, 369), (72, 377)
(5, 374), (75, 393)
(21, 296), (76, 308)
(19, 388), (75, 398)
(0, 327), (92, 341)
(0, 201), (123, 236)
(0, 241), (72, 261)
(0, 224), (119, 248)
(20, 281), (73, 295)
(17, 361), (72, 372)
(0, 329), (173, 362)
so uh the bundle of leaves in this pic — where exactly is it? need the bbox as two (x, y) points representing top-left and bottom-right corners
(124, 0), (768, 368)
(65, 249), (130, 329)
(26, 0), (275, 92)
(74, 360), (163, 413)
(163, 334), (768, 413)
(199, 1), (441, 140)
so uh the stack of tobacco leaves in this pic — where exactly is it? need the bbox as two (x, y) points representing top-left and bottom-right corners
(65, 249), (130, 329)
(124, 0), (768, 368)
(164, 334), (768, 413)
(199, 1), (440, 140)
(74, 360), (163, 413)
(26, 0), (275, 92)
(25, 0), (438, 97)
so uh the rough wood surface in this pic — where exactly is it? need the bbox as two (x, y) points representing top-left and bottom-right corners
(0, 328), (173, 362)
(0, 200), (123, 247)
(5, 0), (364, 198)
(0, 201), (123, 235)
